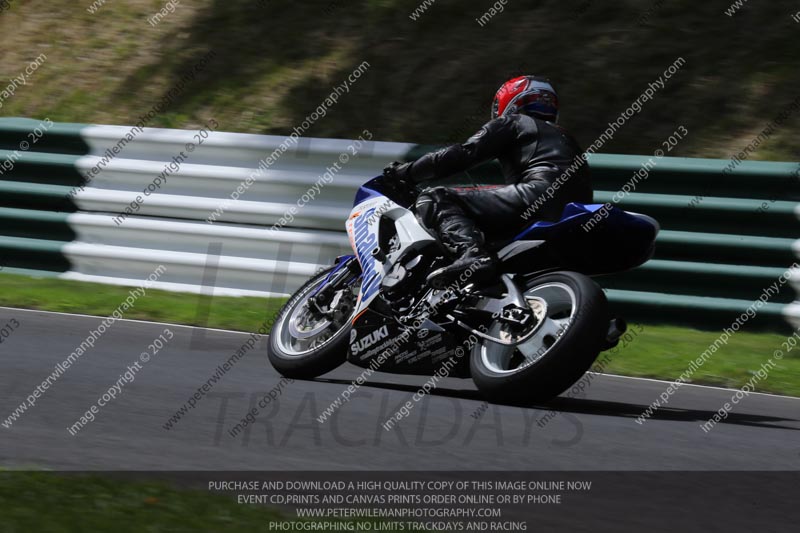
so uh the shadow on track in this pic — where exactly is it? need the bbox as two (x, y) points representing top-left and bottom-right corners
(315, 377), (800, 431)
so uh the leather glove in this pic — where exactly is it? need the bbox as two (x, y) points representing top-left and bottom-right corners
(383, 161), (413, 183)
(382, 161), (417, 204)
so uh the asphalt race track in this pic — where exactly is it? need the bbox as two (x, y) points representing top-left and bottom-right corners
(1, 307), (799, 471)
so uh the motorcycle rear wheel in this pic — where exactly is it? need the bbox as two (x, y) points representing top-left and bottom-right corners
(469, 271), (608, 404)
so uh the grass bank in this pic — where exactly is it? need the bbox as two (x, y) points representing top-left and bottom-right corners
(0, 471), (372, 533)
(0, 0), (798, 160)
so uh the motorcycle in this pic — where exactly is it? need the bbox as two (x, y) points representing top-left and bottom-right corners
(268, 174), (658, 403)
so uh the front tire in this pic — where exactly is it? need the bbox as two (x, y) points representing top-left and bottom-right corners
(267, 267), (356, 379)
(470, 271), (608, 404)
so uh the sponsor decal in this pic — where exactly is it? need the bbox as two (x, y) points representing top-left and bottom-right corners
(356, 336), (403, 362)
(351, 325), (390, 356)
(418, 334), (443, 350)
(352, 207), (382, 301)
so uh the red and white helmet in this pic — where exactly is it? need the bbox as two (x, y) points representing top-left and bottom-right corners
(491, 76), (559, 123)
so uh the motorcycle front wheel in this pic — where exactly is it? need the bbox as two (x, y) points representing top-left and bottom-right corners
(469, 271), (608, 404)
(267, 267), (358, 379)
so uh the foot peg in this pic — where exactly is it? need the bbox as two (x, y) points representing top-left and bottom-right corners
(426, 255), (496, 289)
(602, 317), (627, 351)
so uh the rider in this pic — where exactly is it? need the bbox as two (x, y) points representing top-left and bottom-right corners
(384, 75), (592, 287)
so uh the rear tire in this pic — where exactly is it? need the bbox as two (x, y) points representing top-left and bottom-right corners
(267, 267), (355, 379)
(470, 271), (608, 404)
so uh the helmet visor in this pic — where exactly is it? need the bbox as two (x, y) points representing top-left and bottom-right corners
(515, 91), (558, 121)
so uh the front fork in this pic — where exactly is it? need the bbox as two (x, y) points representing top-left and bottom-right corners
(308, 256), (361, 317)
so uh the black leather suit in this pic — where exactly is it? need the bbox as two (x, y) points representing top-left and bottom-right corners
(405, 114), (592, 253)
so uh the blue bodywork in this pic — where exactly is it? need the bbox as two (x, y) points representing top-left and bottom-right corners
(309, 178), (388, 300)
(310, 254), (356, 297)
(503, 202), (658, 275)
(332, 177), (657, 291)
(353, 180), (385, 206)
(513, 202), (656, 241)
(359, 175), (655, 247)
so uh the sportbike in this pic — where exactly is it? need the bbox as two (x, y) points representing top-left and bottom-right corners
(268, 174), (658, 403)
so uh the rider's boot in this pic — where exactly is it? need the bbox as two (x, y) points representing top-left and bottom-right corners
(427, 215), (496, 289)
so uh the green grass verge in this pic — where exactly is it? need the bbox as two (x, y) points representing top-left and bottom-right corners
(2, 272), (797, 396)
(0, 471), (366, 533)
(602, 324), (800, 397)
(0, 272), (286, 332)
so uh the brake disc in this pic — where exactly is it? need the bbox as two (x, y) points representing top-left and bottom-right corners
(496, 296), (548, 344)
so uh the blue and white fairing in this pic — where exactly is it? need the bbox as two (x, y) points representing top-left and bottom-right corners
(346, 177), (435, 318)
(346, 198), (389, 313)
(345, 175), (659, 321)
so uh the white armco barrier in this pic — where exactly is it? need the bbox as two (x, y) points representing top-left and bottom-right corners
(2, 117), (794, 330)
(65, 126), (413, 296)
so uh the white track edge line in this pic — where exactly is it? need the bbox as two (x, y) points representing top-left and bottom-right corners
(3, 306), (799, 401)
(590, 372), (800, 401)
(0, 306), (255, 336)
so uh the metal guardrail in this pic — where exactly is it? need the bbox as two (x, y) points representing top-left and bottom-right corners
(0, 118), (797, 330)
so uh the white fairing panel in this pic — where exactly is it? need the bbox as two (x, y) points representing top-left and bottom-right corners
(346, 194), (437, 318)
